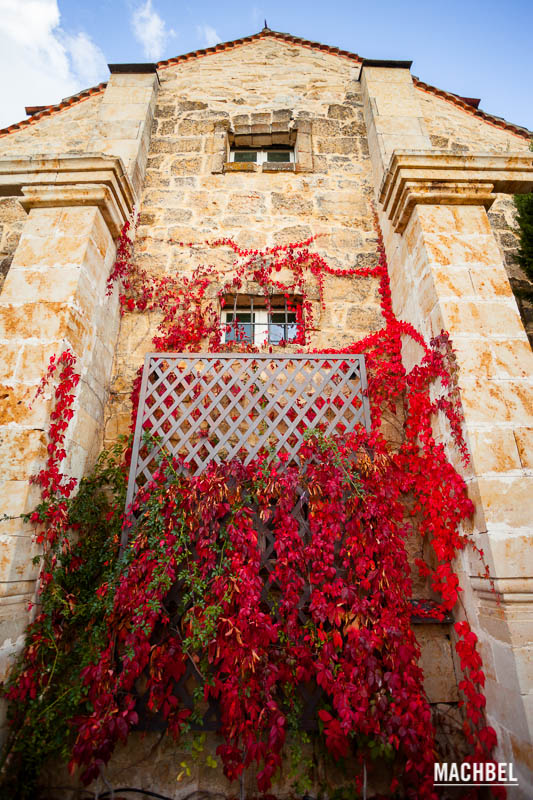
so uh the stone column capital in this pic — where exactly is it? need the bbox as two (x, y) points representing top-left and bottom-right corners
(379, 150), (533, 234)
(0, 153), (135, 237)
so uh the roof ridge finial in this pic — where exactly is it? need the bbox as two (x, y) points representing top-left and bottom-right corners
(262, 19), (271, 31)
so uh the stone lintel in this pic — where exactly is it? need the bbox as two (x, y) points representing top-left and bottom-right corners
(380, 150), (533, 234)
(19, 184), (125, 239)
(0, 154), (135, 234)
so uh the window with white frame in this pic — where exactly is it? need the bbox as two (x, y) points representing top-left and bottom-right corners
(222, 295), (301, 346)
(229, 146), (294, 165)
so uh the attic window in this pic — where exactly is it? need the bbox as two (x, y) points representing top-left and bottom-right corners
(229, 146), (294, 165)
(222, 295), (301, 346)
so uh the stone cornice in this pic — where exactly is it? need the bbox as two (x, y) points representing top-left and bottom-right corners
(0, 154), (135, 237)
(379, 150), (533, 234)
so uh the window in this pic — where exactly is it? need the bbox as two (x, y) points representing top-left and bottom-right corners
(229, 146), (294, 165)
(222, 296), (300, 346)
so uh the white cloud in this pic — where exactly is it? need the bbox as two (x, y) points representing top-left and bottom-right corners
(197, 24), (222, 48)
(131, 0), (175, 61)
(64, 31), (108, 89)
(0, 0), (108, 128)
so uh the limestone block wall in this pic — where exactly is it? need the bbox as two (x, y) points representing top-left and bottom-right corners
(0, 157), (134, 692)
(0, 96), (105, 292)
(104, 39), (384, 447)
(88, 70), (160, 197)
(0, 31), (530, 794)
(416, 88), (533, 341)
(0, 94), (104, 156)
(417, 89), (530, 153)
(364, 62), (533, 796)
(0, 198), (26, 293)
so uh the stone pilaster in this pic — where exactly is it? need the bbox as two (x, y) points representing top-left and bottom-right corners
(87, 64), (160, 197)
(0, 155), (133, 678)
(360, 62), (432, 186)
(362, 59), (533, 792)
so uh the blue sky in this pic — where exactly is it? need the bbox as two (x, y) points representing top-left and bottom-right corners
(0, 0), (532, 131)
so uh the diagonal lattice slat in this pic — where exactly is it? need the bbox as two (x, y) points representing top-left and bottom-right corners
(126, 352), (371, 509)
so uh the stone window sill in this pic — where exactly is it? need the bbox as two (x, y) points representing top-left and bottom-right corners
(223, 162), (297, 173)
(224, 162), (258, 173)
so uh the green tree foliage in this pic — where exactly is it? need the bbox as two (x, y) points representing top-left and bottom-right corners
(515, 191), (533, 284)
(514, 138), (533, 288)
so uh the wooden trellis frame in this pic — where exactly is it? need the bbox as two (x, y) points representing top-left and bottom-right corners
(126, 352), (371, 509)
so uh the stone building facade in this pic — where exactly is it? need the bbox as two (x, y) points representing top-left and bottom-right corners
(0, 27), (532, 798)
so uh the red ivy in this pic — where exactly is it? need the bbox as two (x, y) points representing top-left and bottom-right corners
(15, 214), (502, 799)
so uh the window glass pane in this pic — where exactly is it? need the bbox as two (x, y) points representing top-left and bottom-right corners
(225, 312), (253, 343)
(233, 151), (257, 163)
(266, 151), (290, 162)
(269, 313), (297, 343)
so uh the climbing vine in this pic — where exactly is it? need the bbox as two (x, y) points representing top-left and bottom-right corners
(0, 216), (502, 799)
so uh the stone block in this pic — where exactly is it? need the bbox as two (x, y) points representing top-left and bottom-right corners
(0, 480), (40, 520)
(296, 152), (313, 171)
(251, 134), (271, 146)
(272, 109), (292, 122)
(490, 339), (533, 379)
(296, 133), (311, 152)
(469, 265), (515, 298)
(174, 137), (203, 153)
(437, 298), (525, 339)
(0, 535), (41, 583)
(493, 641), (533, 695)
(460, 378), (533, 427)
(270, 133), (290, 145)
(514, 427), (533, 469)
(316, 137), (358, 155)
(170, 157), (202, 175)
(295, 119), (311, 133)
(0, 383), (52, 427)
(94, 120), (142, 140)
(416, 625), (459, 702)
(452, 339), (495, 379)
(475, 476), (533, 529)
(178, 120), (213, 135)
(468, 428), (522, 475)
(251, 113), (271, 125)
(374, 115), (427, 136)
(432, 265), (475, 298)
(175, 100), (207, 112)
(327, 104), (353, 119)
(271, 193), (313, 215)
(483, 679), (532, 742)
(0, 343), (20, 381)
(98, 103), (153, 123)
(0, 265), (81, 304)
(379, 132), (431, 159)
(262, 163), (295, 173)
(102, 86), (154, 107)
(0, 301), (68, 341)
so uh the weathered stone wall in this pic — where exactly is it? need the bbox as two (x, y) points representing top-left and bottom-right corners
(0, 198), (25, 293)
(416, 89), (530, 153)
(417, 88), (533, 340)
(0, 33), (531, 797)
(104, 39), (383, 447)
(0, 94), (103, 156)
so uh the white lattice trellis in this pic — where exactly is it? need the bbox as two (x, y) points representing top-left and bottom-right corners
(126, 352), (371, 508)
